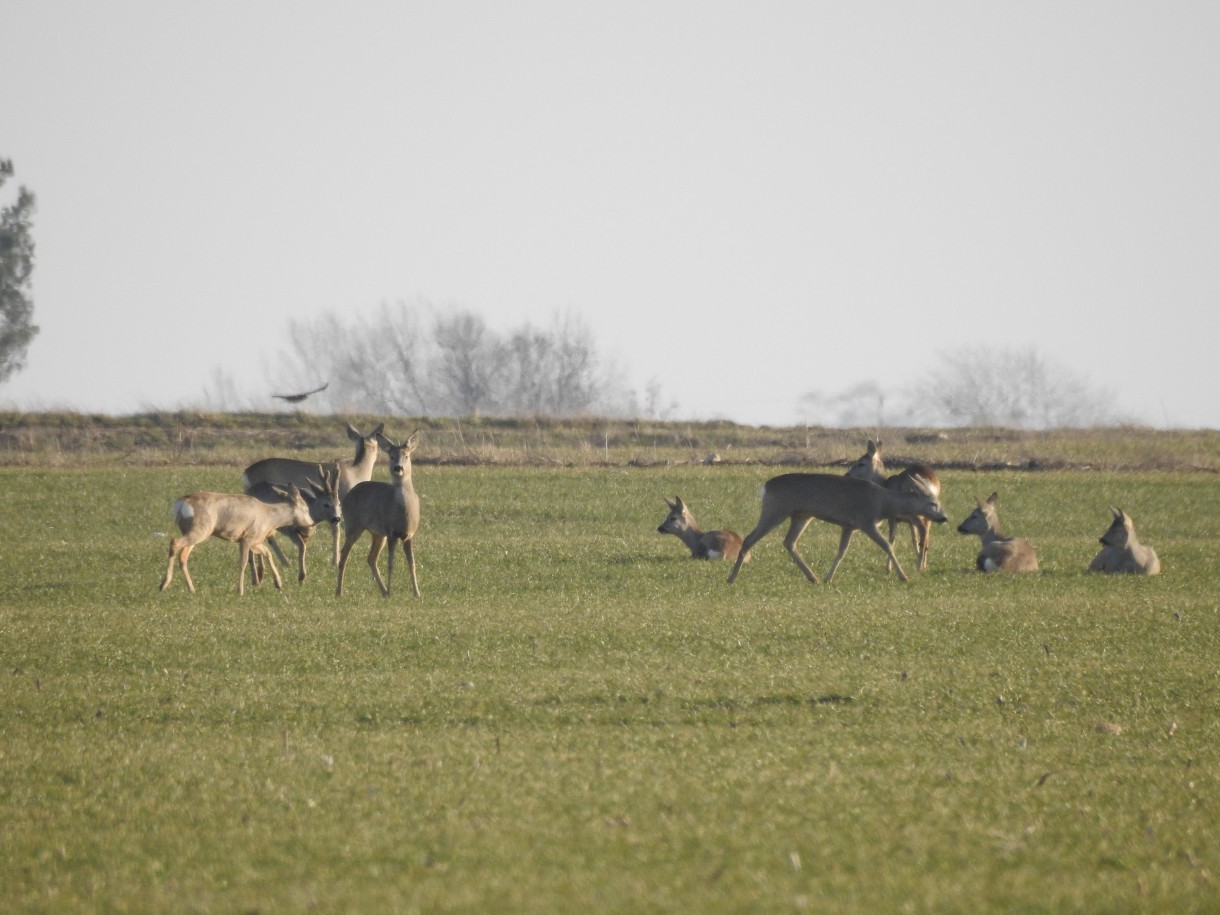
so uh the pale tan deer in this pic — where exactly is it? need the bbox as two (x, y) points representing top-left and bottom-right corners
(246, 466), (342, 586)
(726, 472), (947, 586)
(336, 430), (422, 597)
(657, 496), (748, 562)
(1088, 507), (1161, 575)
(956, 492), (1039, 572)
(242, 422), (385, 566)
(160, 483), (319, 596)
(845, 439), (942, 572)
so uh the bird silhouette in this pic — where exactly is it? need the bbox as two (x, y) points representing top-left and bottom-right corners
(272, 381), (329, 404)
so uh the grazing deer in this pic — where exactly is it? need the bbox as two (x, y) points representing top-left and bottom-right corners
(845, 439), (942, 572)
(956, 492), (1039, 572)
(1089, 508), (1161, 575)
(246, 466), (342, 585)
(657, 496), (749, 562)
(726, 472), (947, 586)
(242, 422), (385, 566)
(160, 483), (318, 596)
(336, 430), (422, 597)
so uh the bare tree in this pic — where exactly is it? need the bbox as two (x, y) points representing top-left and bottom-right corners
(916, 346), (1113, 428)
(798, 381), (886, 427)
(431, 309), (500, 416)
(272, 301), (633, 419)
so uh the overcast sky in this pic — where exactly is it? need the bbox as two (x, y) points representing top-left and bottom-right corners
(3, 1), (1218, 427)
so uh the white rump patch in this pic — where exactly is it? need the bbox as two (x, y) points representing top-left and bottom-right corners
(982, 557), (999, 572)
(173, 499), (194, 523)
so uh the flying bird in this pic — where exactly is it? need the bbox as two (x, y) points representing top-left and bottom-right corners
(272, 381), (329, 404)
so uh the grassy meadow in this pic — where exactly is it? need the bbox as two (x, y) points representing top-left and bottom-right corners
(1, 417), (1218, 912)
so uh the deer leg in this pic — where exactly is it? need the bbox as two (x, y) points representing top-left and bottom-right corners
(275, 529), (306, 583)
(257, 542), (285, 591)
(728, 512), (788, 584)
(824, 527), (856, 583)
(386, 535), (396, 597)
(336, 530), (360, 597)
(917, 519), (931, 571)
(782, 516), (819, 584)
(237, 543), (251, 596)
(402, 537), (420, 597)
(331, 519), (342, 567)
(861, 524), (909, 582)
(366, 534), (389, 596)
(884, 520), (900, 574)
(161, 541), (180, 591)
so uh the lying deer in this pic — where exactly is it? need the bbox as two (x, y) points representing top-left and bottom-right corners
(845, 439), (942, 572)
(242, 422), (385, 566)
(956, 492), (1038, 572)
(657, 496), (748, 562)
(1089, 507), (1161, 575)
(245, 466), (342, 585)
(726, 472), (947, 586)
(336, 430), (422, 597)
(160, 482), (324, 596)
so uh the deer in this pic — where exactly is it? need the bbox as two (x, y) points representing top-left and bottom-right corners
(160, 482), (323, 596)
(657, 496), (749, 563)
(845, 439), (942, 573)
(336, 430), (422, 598)
(245, 466), (342, 586)
(956, 492), (1039, 572)
(1088, 507), (1161, 575)
(241, 422), (385, 567)
(725, 472), (947, 586)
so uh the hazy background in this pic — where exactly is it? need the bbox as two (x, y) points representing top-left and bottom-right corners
(2, 1), (1218, 427)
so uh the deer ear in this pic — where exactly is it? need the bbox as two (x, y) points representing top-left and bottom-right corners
(986, 492), (999, 506)
(1110, 506), (1122, 520)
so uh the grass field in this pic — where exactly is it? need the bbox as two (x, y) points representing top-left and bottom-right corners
(2, 443), (1218, 911)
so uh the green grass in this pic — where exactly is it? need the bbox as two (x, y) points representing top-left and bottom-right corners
(1, 463), (1218, 912)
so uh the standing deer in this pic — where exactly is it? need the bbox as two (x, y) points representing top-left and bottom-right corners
(160, 483), (319, 596)
(845, 439), (943, 572)
(336, 430), (422, 597)
(242, 422), (385, 567)
(245, 466), (342, 585)
(956, 492), (1039, 572)
(657, 496), (748, 562)
(1088, 507), (1161, 575)
(726, 472), (947, 586)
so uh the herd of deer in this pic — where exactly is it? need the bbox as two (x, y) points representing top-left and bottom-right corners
(660, 438), (1161, 582)
(160, 424), (423, 597)
(159, 426), (1160, 598)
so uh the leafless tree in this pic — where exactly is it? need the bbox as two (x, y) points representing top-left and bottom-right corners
(916, 346), (1113, 428)
(270, 300), (633, 419)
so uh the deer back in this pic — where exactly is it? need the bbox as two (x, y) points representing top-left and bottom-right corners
(978, 538), (1039, 573)
(242, 422), (385, 498)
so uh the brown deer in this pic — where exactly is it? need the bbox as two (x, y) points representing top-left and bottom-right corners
(1088, 508), (1161, 575)
(657, 496), (748, 562)
(845, 439), (943, 573)
(242, 422), (385, 566)
(336, 430), (422, 597)
(726, 472), (947, 586)
(245, 466), (342, 585)
(160, 483), (323, 596)
(956, 492), (1039, 572)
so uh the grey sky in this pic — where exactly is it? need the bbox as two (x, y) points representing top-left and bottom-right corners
(3, 1), (1218, 426)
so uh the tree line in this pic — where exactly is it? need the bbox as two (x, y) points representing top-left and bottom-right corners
(256, 301), (636, 419)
